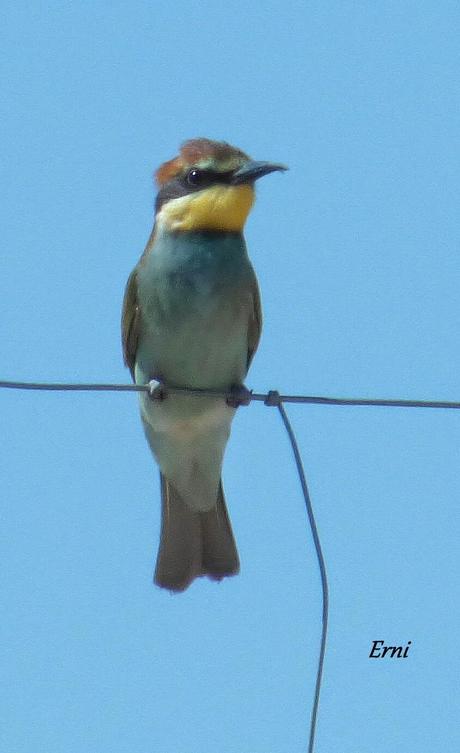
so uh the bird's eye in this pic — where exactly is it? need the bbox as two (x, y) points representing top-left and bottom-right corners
(186, 168), (206, 186)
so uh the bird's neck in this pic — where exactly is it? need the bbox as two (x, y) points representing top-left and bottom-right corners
(151, 228), (246, 262)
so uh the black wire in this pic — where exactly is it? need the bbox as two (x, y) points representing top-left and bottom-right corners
(0, 380), (146, 392)
(1, 379), (460, 410)
(267, 393), (328, 753)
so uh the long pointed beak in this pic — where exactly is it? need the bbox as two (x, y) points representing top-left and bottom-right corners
(231, 160), (288, 185)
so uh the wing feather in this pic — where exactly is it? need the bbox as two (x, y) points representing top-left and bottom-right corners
(121, 269), (140, 380)
(247, 274), (262, 369)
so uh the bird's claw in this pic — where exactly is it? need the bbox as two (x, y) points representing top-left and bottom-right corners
(148, 379), (168, 401)
(226, 384), (252, 408)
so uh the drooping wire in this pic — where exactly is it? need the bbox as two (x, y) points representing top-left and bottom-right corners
(3, 377), (460, 751)
(265, 391), (328, 753)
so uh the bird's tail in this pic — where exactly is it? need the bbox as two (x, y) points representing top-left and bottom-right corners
(154, 474), (240, 592)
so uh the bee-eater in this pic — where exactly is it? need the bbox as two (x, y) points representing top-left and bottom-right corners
(122, 138), (286, 592)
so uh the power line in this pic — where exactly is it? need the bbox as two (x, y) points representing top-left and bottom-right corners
(1, 379), (460, 409)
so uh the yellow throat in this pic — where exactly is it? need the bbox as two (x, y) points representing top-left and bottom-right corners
(157, 184), (255, 233)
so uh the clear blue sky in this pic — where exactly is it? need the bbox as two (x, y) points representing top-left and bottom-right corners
(2, 2), (459, 752)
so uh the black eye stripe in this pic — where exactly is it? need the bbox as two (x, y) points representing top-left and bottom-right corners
(185, 168), (233, 188)
(155, 170), (235, 213)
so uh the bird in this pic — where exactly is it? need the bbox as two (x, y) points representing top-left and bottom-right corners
(122, 138), (286, 592)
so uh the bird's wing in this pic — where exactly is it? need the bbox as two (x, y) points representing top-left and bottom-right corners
(247, 274), (262, 369)
(121, 268), (140, 380)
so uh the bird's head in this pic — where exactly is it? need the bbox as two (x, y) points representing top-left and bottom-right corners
(153, 138), (287, 233)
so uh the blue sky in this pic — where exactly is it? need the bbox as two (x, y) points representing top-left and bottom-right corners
(2, 2), (459, 752)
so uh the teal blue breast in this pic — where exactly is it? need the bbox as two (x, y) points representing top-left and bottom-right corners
(135, 230), (256, 389)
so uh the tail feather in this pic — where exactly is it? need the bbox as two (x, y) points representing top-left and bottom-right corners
(154, 474), (239, 592)
(201, 484), (240, 579)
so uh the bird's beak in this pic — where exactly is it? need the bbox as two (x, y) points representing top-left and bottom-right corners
(231, 160), (288, 185)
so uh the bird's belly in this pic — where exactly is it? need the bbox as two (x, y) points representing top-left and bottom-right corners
(144, 396), (233, 439)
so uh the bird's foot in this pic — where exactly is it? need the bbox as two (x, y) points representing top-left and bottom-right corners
(148, 379), (168, 401)
(226, 384), (252, 408)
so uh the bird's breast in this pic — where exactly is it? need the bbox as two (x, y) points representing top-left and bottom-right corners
(135, 231), (254, 389)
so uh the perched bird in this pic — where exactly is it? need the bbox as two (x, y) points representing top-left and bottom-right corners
(122, 138), (286, 592)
